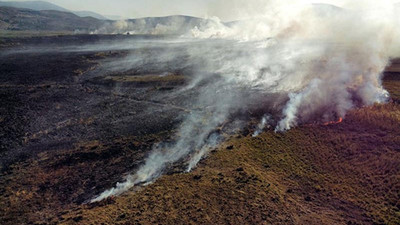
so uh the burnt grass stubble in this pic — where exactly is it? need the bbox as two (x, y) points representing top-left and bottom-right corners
(0, 35), (190, 223)
(0, 35), (399, 224)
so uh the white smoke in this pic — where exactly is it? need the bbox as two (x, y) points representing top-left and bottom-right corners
(92, 16), (220, 35)
(91, 0), (400, 202)
(253, 114), (271, 137)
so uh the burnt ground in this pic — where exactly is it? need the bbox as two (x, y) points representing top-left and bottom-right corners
(0, 35), (399, 225)
(0, 35), (192, 224)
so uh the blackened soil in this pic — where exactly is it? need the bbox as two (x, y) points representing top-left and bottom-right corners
(0, 35), (190, 224)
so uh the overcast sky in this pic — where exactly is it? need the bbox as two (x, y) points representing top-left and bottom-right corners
(9, 0), (399, 21)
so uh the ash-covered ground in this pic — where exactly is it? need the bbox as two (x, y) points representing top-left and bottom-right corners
(0, 35), (200, 220)
(0, 35), (399, 225)
(1, 35), (192, 167)
(1, 35), (280, 222)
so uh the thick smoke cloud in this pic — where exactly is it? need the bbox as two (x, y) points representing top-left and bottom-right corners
(91, 0), (400, 202)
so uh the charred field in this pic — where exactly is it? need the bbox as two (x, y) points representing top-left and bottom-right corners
(0, 35), (399, 225)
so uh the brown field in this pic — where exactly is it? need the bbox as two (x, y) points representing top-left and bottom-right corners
(58, 101), (400, 225)
(0, 35), (399, 225)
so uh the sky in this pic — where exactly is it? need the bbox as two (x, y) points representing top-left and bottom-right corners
(9, 0), (399, 21)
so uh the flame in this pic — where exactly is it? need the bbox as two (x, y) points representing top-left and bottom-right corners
(323, 117), (343, 126)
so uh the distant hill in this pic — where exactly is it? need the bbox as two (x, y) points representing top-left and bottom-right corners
(0, 6), (104, 31)
(0, 1), (108, 20)
(127, 15), (205, 34)
(96, 15), (211, 35)
(0, 7), (209, 34)
(0, 3), (352, 35)
(0, 2), (215, 35)
(0, 0), (67, 12)
(73, 11), (108, 20)
(105, 14), (126, 20)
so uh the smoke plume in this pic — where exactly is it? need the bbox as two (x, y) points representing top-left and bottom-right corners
(91, 0), (400, 202)
(253, 114), (271, 137)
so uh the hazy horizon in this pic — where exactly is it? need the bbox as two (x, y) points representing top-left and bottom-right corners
(6, 0), (397, 21)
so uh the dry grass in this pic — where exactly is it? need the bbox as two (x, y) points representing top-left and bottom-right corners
(1, 73), (399, 225)
(384, 73), (400, 102)
(57, 103), (400, 225)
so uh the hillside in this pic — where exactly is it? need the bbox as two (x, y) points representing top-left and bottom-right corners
(0, 7), (208, 35)
(60, 71), (400, 225)
(0, 6), (104, 31)
(96, 15), (209, 35)
(0, 34), (398, 224)
(0, 0), (67, 12)
(73, 11), (108, 20)
(0, 1), (108, 19)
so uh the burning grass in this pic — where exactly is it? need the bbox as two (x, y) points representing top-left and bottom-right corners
(1, 72), (400, 225)
(0, 39), (399, 224)
(56, 102), (400, 225)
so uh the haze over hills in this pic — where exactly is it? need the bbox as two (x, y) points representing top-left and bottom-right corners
(96, 15), (211, 35)
(0, 1), (400, 225)
(0, 1), (352, 35)
(0, 1), (211, 34)
(0, 5), (210, 34)
(0, 6), (104, 31)
(0, 1), (108, 19)
(0, 0), (66, 11)
(73, 10), (108, 20)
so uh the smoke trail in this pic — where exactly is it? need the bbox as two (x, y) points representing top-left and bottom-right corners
(92, 1), (400, 201)
(253, 114), (271, 137)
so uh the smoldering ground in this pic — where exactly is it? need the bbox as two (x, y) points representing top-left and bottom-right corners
(90, 1), (400, 201)
(15, 1), (394, 202)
